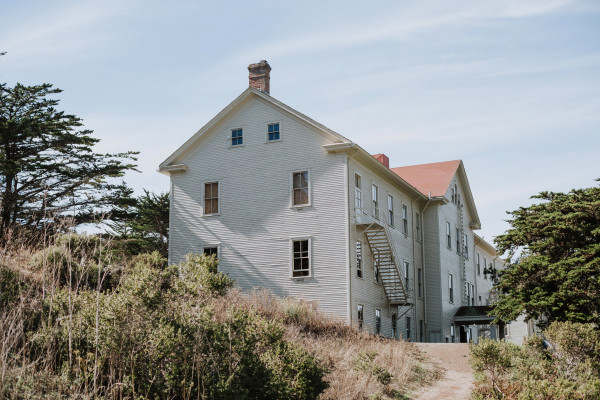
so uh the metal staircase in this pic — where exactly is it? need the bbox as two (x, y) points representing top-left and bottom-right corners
(459, 201), (468, 305)
(362, 222), (409, 306)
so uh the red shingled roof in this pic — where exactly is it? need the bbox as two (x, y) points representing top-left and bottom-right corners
(391, 160), (461, 198)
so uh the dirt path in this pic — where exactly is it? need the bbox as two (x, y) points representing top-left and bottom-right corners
(411, 343), (473, 400)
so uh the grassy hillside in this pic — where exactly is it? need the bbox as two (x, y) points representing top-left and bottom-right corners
(0, 233), (440, 399)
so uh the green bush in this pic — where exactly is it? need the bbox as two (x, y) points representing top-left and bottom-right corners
(470, 322), (600, 400)
(22, 252), (327, 399)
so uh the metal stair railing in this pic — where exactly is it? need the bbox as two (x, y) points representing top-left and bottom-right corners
(361, 212), (409, 306)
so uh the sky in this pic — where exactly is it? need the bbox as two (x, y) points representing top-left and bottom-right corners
(1, 0), (599, 242)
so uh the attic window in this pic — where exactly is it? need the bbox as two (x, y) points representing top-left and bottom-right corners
(231, 128), (243, 146)
(267, 123), (280, 141)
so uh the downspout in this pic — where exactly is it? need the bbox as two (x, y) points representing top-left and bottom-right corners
(344, 147), (359, 326)
(411, 194), (419, 340)
(420, 192), (433, 341)
(473, 235), (482, 305)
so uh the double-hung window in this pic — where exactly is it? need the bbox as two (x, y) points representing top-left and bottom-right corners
(231, 128), (243, 146)
(267, 123), (280, 141)
(404, 261), (410, 289)
(402, 204), (408, 235)
(449, 273), (454, 303)
(416, 212), (422, 242)
(392, 313), (397, 339)
(484, 257), (488, 279)
(291, 239), (310, 277)
(477, 253), (481, 275)
(471, 283), (475, 306)
(406, 316), (411, 341)
(463, 233), (469, 259)
(388, 195), (394, 227)
(446, 222), (452, 249)
(374, 253), (380, 283)
(372, 184), (379, 218)
(202, 247), (218, 257)
(357, 304), (364, 330)
(417, 267), (423, 298)
(292, 171), (309, 206)
(356, 241), (363, 278)
(354, 174), (362, 210)
(456, 228), (460, 254)
(375, 308), (381, 335)
(204, 182), (219, 215)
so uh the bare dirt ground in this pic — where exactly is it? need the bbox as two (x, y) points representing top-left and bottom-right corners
(411, 343), (474, 400)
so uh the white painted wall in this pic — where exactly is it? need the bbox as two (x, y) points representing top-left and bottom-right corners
(169, 95), (349, 318)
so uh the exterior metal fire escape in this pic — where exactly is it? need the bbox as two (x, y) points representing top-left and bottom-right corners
(359, 212), (409, 306)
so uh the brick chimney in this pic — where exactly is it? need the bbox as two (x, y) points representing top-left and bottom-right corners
(248, 60), (271, 94)
(372, 154), (389, 168)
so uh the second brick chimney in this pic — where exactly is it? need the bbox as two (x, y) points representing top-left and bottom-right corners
(372, 154), (390, 168)
(248, 60), (271, 94)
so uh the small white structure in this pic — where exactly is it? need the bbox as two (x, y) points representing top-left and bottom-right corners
(159, 61), (505, 342)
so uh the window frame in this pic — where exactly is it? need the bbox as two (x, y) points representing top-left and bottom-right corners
(456, 227), (461, 255)
(387, 194), (394, 227)
(477, 253), (481, 275)
(203, 180), (221, 216)
(290, 170), (311, 208)
(463, 233), (469, 259)
(415, 212), (422, 242)
(372, 183), (379, 219)
(357, 304), (364, 330)
(356, 240), (363, 279)
(201, 245), (220, 259)
(391, 313), (397, 340)
(417, 267), (423, 298)
(402, 203), (409, 235)
(289, 237), (312, 278)
(354, 173), (362, 210)
(373, 252), (381, 284)
(419, 319), (424, 342)
(404, 260), (410, 289)
(266, 121), (281, 142)
(406, 316), (411, 341)
(446, 221), (452, 249)
(375, 308), (381, 335)
(229, 127), (244, 147)
(449, 273), (454, 303)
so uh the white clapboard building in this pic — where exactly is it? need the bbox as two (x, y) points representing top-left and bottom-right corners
(159, 60), (505, 342)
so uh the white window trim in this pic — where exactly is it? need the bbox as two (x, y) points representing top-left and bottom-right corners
(356, 240), (363, 279)
(228, 126), (245, 148)
(357, 304), (364, 330)
(371, 183), (379, 219)
(417, 267), (424, 299)
(403, 259), (410, 289)
(415, 212), (422, 242)
(201, 244), (221, 258)
(373, 251), (382, 285)
(387, 194), (394, 227)
(446, 221), (452, 250)
(401, 202), (409, 236)
(449, 272), (454, 304)
(354, 172), (362, 211)
(289, 236), (312, 279)
(290, 169), (311, 208)
(265, 120), (282, 143)
(202, 180), (221, 216)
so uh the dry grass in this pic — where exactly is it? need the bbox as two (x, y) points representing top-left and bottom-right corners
(0, 229), (442, 399)
(225, 289), (443, 399)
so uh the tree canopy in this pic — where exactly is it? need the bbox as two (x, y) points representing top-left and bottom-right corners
(0, 82), (137, 238)
(108, 189), (169, 256)
(493, 181), (600, 327)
